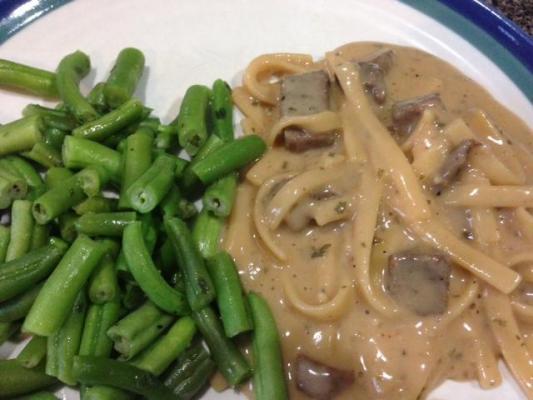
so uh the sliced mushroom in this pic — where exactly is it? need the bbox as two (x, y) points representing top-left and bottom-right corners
(386, 253), (451, 316)
(295, 355), (354, 400)
(280, 70), (330, 117)
(359, 62), (387, 105)
(392, 93), (445, 137)
(432, 139), (479, 195)
(360, 48), (394, 73)
(283, 129), (337, 153)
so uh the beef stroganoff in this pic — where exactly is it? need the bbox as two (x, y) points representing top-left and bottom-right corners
(227, 42), (533, 399)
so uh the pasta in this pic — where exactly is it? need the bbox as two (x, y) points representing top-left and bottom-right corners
(228, 42), (533, 399)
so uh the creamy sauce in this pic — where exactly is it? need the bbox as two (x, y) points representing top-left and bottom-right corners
(227, 43), (533, 399)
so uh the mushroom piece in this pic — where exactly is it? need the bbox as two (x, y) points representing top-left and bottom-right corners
(360, 48), (394, 73)
(283, 129), (337, 153)
(386, 253), (451, 316)
(392, 93), (445, 137)
(359, 62), (387, 105)
(432, 139), (479, 195)
(295, 355), (354, 400)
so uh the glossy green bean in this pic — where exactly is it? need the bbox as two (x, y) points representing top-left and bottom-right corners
(79, 300), (121, 357)
(22, 142), (62, 168)
(0, 282), (42, 322)
(82, 386), (133, 400)
(211, 79), (234, 141)
(88, 254), (119, 304)
(104, 48), (145, 108)
(0, 359), (57, 397)
(160, 185), (197, 220)
(58, 212), (78, 242)
(192, 209), (223, 259)
(23, 235), (105, 336)
(0, 58), (58, 98)
(45, 167), (73, 189)
(43, 127), (67, 150)
(202, 172), (237, 217)
(73, 196), (114, 215)
(23, 104), (78, 131)
(0, 115), (44, 156)
(5, 199), (34, 261)
(87, 82), (108, 114)
(75, 211), (137, 237)
(5, 156), (43, 187)
(16, 335), (47, 368)
(0, 224), (10, 263)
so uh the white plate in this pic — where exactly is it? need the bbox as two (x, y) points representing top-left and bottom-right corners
(0, 0), (531, 399)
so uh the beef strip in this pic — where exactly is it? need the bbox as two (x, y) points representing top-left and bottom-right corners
(283, 130), (337, 152)
(386, 253), (451, 316)
(432, 139), (479, 195)
(295, 355), (354, 400)
(360, 48), (394, 73)
(359, 62), (387, 105)
(392, 93), (445, 137)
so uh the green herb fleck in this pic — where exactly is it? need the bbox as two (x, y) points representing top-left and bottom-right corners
(311, 243), (331, 258)
(335, 201), (347, 214)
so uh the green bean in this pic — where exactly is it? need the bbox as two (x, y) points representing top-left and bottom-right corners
(0, 224), (10, 262)
(5, 199), (34, 261)
(125, 153), (175, 214)
(191, 135), (266, 185)
(72, 356), (175, 400)
(62, 135), (122, 181)
(118, 128), (153, 209)
(26, 184), (47, 202)
(0, 58), (58, 98)
(160, 185), (197, 220)
(192, 209), (223, 259)
(23, 104), (78, 131)
(0, 321), (18, 344)
(0, 282), (42, 322)
(73, 196), (114, 215)
(45, 167), (73, 189)
(75, 211), (137, 238)
(175, 157), (188, 179)
(30, 223), (49, 250)
(154, 126), (177, 150)
(22, 142), (62, 168)
(207, 252), (252, 337)
(16, 335), (47, 368)
(43, 129), (65, 152)
(23, 235), (105, 336)
(79, 300), (121, 357)
(33, 170), (94, 224)
(58, 212), (78, 242)
(72, 98), (146, 142)
(122, 282), (146, 310)
(165, 217), (215, 311)
(0, 359), (57, 397)
(56, 50), (98, 123)
(0, 239), (68, 302)
(88, 254), (119, 304)
(248, 292), (288, 400)
(82, 386), (133, 400)
(5, 156), (42, 187)
(123, 222), (188, 315)
(172, 85), (211, 156)
(211, 79), (234, 141)
(0, 162), (28, 200)
(203, 172), (237, 217)
(77, 166), (110, 197)
(104, 48), (145, 108)
(18, 391), (59, 400)
(162, 342), (214, 398)
(46, 291), (87, 385)
(0, 115), (44, 156)
(107, 301), (174, 360)
(192, 306), (251, 386)
(87, 82), (108, 114)
(131, 316), (196, 376)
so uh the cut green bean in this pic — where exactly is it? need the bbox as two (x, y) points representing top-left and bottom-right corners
(88, 254), (119, 304)
(175, 157), (188, 179)
(0, 58), (58, 98)
(46, 291), (87, 385)
(131, 316), (196, 376)
(23, 235), (105, 336)
(73, 196), (114, 215)
(160, 185), (197, 220)
(72, 356), (175, 400)
(249, 292), (288, 400)
(192, 306), (251, 386)
(82, 386), (133, 400)
(5, 199), (34, 261)
(165, 217), (215, 311)
(192, 209), (223, 259)
(0, 239), (68, 302)
(79, 300), (121, 357)
(30, 223), (50, 250)
(211, 79), (234, 141)
(203, 172), (237, 217)
(0, 321), (18, 344)
(0, 163), (28, 202)
(22, 142), (62, 168)
(0, 282), (42, 322)
(125, 153), (175, 213)
(43, 127), (67, 150)
(17, 335), (47, 368)
(118, 128), (153, 209)
(0, 115), (43, 156)
(45, 167), (73, 189)
(58, 212), (78, 242)
(191, 135), (266, 185)
(23, 104), (78, 132)
(0, 359), (57, 397)
(155, 126), (177, 150)
(75, 211), (136, 237)
(207, 252), (252, 337)
(107, 301), (174, 360)
(6, 156), (42, 187)
(72, 98), (146, 142)
(77, 166), (109, 197)
(172, 85), (211, 156)
(62, 135), (122, 180)
(56, 50), (98, 123)
(123, 221), (188, 315)
(122, 282), (145, 310)
(0, 225), (10, 262)
(104, 48), (145, 108)
(87, 82), (108, 114)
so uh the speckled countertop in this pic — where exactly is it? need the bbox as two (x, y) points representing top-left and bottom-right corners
(484, 0), (533, 36)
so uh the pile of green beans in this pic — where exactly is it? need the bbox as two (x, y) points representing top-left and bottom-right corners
(0, 48), (287, 400)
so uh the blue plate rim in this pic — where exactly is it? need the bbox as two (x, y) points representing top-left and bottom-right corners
(0, 0), (531, 101)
